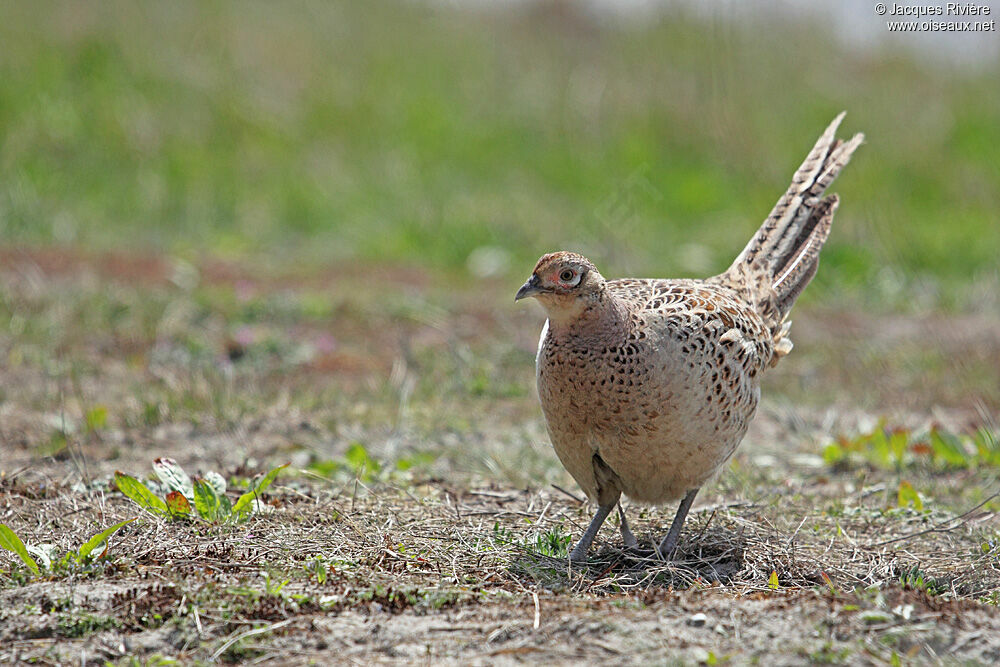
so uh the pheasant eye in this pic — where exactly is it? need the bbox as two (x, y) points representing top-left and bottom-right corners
(559, 269), (576, 282)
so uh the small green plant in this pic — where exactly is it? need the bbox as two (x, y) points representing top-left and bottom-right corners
(898, 566), (945, 596)
(0, 524), (38, 576)
(806, 642), (851, 664)
(307, 442), (382, 482)
(0, 519), (135, 577)
(56, 611), (120, 638)
(263, 570), (290, 597)
(980, 590), (1000, 606)
(895, 480), (924, 510)
(305, 557), (328, 584)
(531, 526), (571, 558)
(84, 405), (109, 433)
(823, 422), (1000, 471)
(115, 457), (287, 523)
(491, 521), (571, 557)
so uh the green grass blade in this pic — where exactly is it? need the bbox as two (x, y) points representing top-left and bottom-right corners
(77, 518), (137, 562)
(232, 463), (289, 517)
(115, 472), (169, 517)
(0, 524), (41, 576)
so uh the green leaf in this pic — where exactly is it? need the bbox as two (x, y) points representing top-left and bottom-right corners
(232, 463), (289, 518)
(870, 427), (891, 468)
(219, 490), (232, 517)
(0, 524), (41, 576)
(975, 428), (1000, 466)
(153, 457), (194, 500)
(897, 480), (923, 510)
(166, 490), (192, 516)
(77, 518), (137, 562)
(929, 428), (970, 467)
(888, 429), (909, 466)
(115, 472), (169, 517)
(768, 570), (779, 590)
(85, 405), (108, 432)
(344, 443), (379, 480)
(193, 478), (226, 521)
(822, 443), (845, 465)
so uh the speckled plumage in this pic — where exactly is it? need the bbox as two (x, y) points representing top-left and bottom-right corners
(536, 277), (768, 506)
(516, 114), (864, 561)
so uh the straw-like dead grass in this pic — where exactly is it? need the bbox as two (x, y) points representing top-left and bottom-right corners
(2, 250), (999, 664)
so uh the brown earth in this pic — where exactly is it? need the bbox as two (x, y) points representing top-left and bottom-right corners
(1, 246), (999, 665)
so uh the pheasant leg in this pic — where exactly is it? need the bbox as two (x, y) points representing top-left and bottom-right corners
(569, 501), (616, 563)
(617, 502), (639, 550)
(656, 488), (699, 558)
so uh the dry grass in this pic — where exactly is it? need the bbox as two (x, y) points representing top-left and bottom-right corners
(1, 249), (999, 664)
(2, 466), (1000, 664)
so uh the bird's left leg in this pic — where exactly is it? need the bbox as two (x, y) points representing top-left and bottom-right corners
(617, 502), (638, 550)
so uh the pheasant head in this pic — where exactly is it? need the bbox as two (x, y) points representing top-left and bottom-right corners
(515, 251), (605, 324)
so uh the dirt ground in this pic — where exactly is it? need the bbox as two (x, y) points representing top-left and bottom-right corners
(1, 248), (999, 665)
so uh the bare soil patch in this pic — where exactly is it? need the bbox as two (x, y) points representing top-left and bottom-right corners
(1, 248), (998, 664)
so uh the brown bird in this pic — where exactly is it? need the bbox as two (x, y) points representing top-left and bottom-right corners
(516, 113), (863, 562)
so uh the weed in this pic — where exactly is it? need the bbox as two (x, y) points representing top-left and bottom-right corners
(980, 591), (1000, 606)
(305, 557), (328, 584)
(491, 521), (570, 558)
(307, 442), (380, 482)
(897, 566), (946, 596)
(263, 571), (290, 598)
(0, 524), (38, 576)
(805, 642), (851, 664)
(115, 458), (287, 524)
(54, 612), (120, 638)
(531, 525), (572, 558)
(0, 519), (135, 578)
(824, 423), (1000, 471)
(895, 481), (924, 511)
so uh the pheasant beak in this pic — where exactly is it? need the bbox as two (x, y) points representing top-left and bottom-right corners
(515, 274), (544, 302)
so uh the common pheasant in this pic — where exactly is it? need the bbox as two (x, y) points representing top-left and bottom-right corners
(516, 113), (863, 562)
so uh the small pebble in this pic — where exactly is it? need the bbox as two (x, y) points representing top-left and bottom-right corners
(688, 612), (708, 627)
(691, 648), (710, 663)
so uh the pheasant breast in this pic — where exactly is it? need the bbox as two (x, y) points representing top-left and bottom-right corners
(537, 279), (771, 506)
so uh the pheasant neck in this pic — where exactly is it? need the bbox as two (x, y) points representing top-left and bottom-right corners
(545, 289), (630, 340)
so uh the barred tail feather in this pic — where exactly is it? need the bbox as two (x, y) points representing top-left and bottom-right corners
(712, 113), (863, 365)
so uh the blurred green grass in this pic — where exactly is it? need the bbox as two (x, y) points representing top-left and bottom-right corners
(0, 1), (997, 307)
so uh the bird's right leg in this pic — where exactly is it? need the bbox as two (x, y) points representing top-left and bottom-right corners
(569, 453), (626, 563)
(569, 501), (616, 563)
(617, 502), (639, 550)
(656, 487), (699, 559)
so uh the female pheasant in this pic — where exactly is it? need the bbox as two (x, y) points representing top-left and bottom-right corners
(516, 113), (863, 562)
